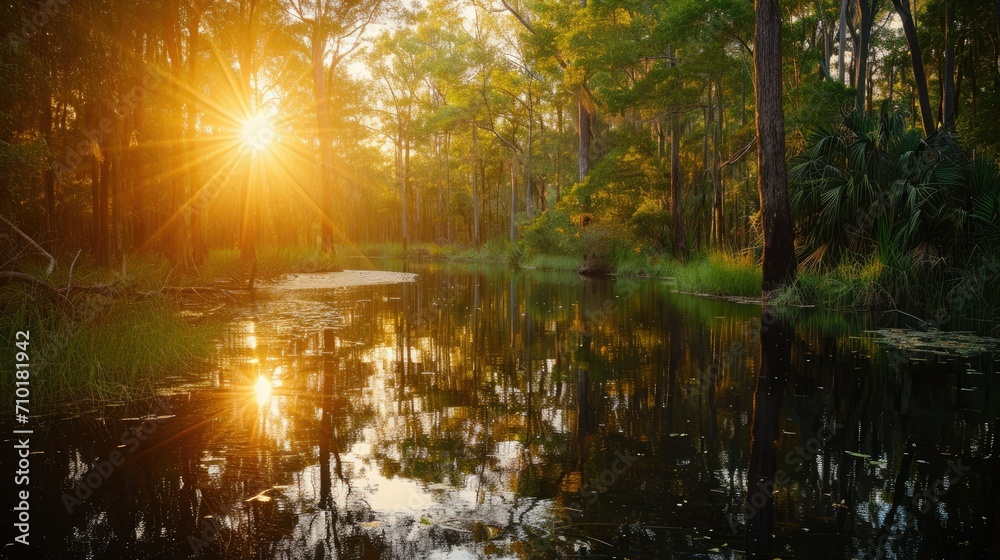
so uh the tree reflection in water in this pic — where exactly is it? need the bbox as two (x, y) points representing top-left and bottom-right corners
(24, 263), (999, 559)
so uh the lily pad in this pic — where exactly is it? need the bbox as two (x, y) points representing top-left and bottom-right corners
(867, 328), (1000, 358)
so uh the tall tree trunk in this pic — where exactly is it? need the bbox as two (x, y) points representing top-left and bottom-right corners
(577, 0), (591, 182)
(98, 154), (111, 266)
(996, 0), (1000, 53)
(578, 92), (591, 182)
(239, 164), (257, 279)
(472, 121), (480, 245)
(510, 158), (516, 244)
(165, 0), (189, 268)
(856, 0), (873, 110)
(822, 18), (832, 78)
(445, 133), (452, 242)
(712, 80), (725, 247)
(703, 87), (711, 177)
(845, 0), (859, 88)
(670, 115), (687, 258)
(941, 0), (956, 129)
(892, 0), (935, 136)
(89, 143), (110, 267)
(41, 78), (56, 241)
(839, 0), (849, 82)
(403, 137), (410, 250)
(111, 148), (124, 266)
(755, 0), (797, 291)
(312, 30), (336, 253)
(525, 90), (533, 219)
(92, 157), (100, 255)
(555, 105), (563, 202)
(188, 10), (206, 265)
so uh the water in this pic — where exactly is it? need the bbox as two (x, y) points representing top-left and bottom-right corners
(14, 263), (1000, 559)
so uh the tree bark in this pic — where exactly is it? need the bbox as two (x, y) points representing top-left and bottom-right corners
(472, 121), (480, 245)
(578, 92), (591, 182)
(525, 88), (533, 218)
(402, 138), (410, 250)
(41, 77), (56, 241)
(312, 28), (337, 253)
(96, 152), (111, 266)
(839, 0), (848, 82)
(754, 0), (797, 291)
(445, 133), (452, 242)
(240, 165), (256, 263)
(941, 0), (956, 129)
(712, 80), (725, 247)
(577, 0), (591, 182)
(555, 105), (563, 202)
(892, 0), (935, 136)
(670, 115), (687, 258)
(510, 158), (516, 244)
(164, 0), (190, 268)
(188, 8), (206, 265)
(856, 0), (873, 111)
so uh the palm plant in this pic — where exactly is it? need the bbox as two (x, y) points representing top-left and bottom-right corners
(789, 105), (920, 267)
(790, 104), (1000, 270)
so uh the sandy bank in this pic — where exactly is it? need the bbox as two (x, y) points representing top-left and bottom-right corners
(270, 270), (417, 290)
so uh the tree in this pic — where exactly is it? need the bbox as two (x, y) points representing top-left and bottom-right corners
(287, 0), (385, 253)
(891, 0), (934, 136)
(754, 0), (797, 291)
(854, 0), (885, 112)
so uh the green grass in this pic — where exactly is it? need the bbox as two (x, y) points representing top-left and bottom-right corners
(522, 254), (581, 271)
(774, 255), (1000, 317)
(606, 249), (762, 297)
(669, 252), (763, 297)
(0, 289), (217, 406)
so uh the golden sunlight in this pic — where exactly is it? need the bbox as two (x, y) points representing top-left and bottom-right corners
(254, 375), (273, 404)
(241, 111), (276, 152)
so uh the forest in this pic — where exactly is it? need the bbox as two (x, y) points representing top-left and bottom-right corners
(0, 0), (1000, 304)
(2, 0), (1000, 306)
(2, 2), (1000, 558)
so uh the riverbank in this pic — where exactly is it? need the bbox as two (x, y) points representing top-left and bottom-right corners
(349, 241), (1000, 319)
(0, 247), (345, 406)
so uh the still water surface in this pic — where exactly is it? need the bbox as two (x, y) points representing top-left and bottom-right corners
(23, 263), (1000, 559)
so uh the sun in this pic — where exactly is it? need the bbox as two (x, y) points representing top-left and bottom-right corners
(241, 111), (275, 152)
(254, 375), (273, 404)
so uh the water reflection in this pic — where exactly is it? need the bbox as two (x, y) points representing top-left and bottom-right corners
(24, 264), (1000, 559)
(744, 309), (792, 559)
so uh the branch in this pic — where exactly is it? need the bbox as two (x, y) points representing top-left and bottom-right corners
(0, 214), (56, 276)
(721, 137), (756, 168)
(0, 271), (72, 308)
(498, 0), (570, 70)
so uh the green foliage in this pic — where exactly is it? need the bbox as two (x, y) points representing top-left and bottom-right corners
(669, 251), (762, 297)
(788, 105), (1000, 310)
(790, 106), (998, 266)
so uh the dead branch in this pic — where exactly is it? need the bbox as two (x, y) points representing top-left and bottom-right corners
(0, 214), (57, 276)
